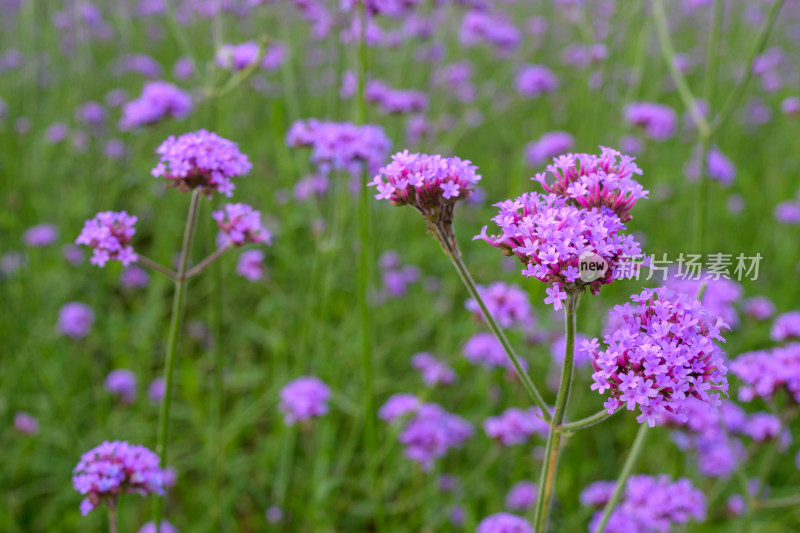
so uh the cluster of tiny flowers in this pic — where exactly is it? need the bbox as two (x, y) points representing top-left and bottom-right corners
(483, 407), (549, 446)
(581, 475), (706, 533)
(23, 223), (58, 247)
(623, 102), (677, 141)
(152, 130), (252, 197)
(411, 352), (456, 387)
(476, 512), (534, 533)
(583, 288), (729, 426)
(459, 11), (521, 55)
(666, 275), (742, 329)
(531, 147), (647, 222)
(475, 193), (642, 310)
(370, 150), (481, 221)
(286, 119), (391, 177)
(279, 376), (331, 425)
(515, 64), (559, 98)
(365, 80), (428, 114)
(236, 249), (265, 282)
(105, 369), (137, 404)
(505, 481), (538, 512)
(57, 302), (95, 339)
(525, 131), (574, 166)
(377, 251), (420, 299)
(463, 332), (527, 372)
(742, 296), (775, 321)
(212, 203), (271, 246)
(771, 311), (800, 341)
(465, 282), (536, 331)
(119, 81), (193, 130)
(72, 441), (166, 515)
(730, 343), (800, 403)
(215, 41), (260, 71)
(138, 520), (178, 533)
(379, 394), (473, 471)
(76, 211), (138, 267)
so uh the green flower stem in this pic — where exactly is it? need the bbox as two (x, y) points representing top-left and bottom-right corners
(136, 255), (178, 281)
(154, 189), (202, 528)
(534, 292), (579, 532)
(107, 505), (118, 533)
(558, 407), (620, 433)
(757, 494), (800, 510)
(594, 423), (649, 533)
(433, 224), (552, 422)
(184, 243), (233, 280)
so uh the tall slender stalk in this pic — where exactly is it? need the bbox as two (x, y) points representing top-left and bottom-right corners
(154, 189), (202, 527)
(534, 292), (579, 532)
(432, 225), (552, 422)
(107, 505), (118, 533)
(594, 423), (649, 533)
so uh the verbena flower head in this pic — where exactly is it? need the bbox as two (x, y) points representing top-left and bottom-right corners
(463, 332), (528, 372)
(370, 150), (481, 235)
(279, 376), (331, 425)
(476, 512), (534, 533)
(137, 520), (178, 533)
(624, 102), (677, 141)
(411, 352), (456, 387)
(286, 119), (391, 177)
(105, 369), (137, 404)
(583, 288), (729, 426)
(582, 475), (706, 533)
(152, 130), (252, 197)
(525, 131), (575, 166)
(742, 296), (775, 321)
(475, 192), (643, 310)
(216, 41), (260, 71)
(531, 147), (647, 222)
(484, 407), (549, 446)
(666, 275), (742, 329)
(119, 81), (192, 130)
(23, 223), (58, 247)
(465, 282), (536, 331)
(460, 11), (521, 55)
(515, 64), (559, 98)
(382, 397), (472, 471)
(72, 441), (166, 515)
(76, 211), (138, 267)
(57, 302), (95, 339)
(771, 311), (800, 341)
(730, 343), (800, 403)
(14, 411), (39, 434)
(212, 203), (271, 245)
(365, 80), (428, 115)
(236, 249), (265, 282)
(505, 481), (538, 512)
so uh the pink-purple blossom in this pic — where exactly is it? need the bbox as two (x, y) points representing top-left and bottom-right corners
(14, 411), (39, 434)
(505, 481), (538, 512)
(279, 376), (331, 425)
(212, 203), (271, 246)
(484, 407), (549, 446)
(771, 311), (800, 341)
(119, 81), (192, 130)
(525, 131), (575, 167)
(731, 343), (800, 403)
(624, 102), (678, 141)
(105, 369), (137, 404)
(57, 302), (95, 339)
(465, 282), (535, 331)
(76, 211), (138, 267)
(236, 249), (265, 282)
(476, 513), (534, 533)
(410, 352), (456, 387)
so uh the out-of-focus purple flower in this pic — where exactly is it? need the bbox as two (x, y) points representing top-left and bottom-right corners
(584, 288), (729, 426)
(377, 251), (420, 299)
(120, 266), (149, 288)
(236, 249), (265, 282)
(46, 122), (69, 143)
(411, 352), (456, 386)
(173, 57), (195, 80)
(476, 512), (534, 533)
(152, 130), (251, 197)
(73, 441), (166, 515)
(287, 119), (391, 177)
(551, 334), (591, 367)
(76, 211), (138, 267)
(365, 79), (428, 114)
(114, 54), (163, 78)
(265, 505), (283, 523)
(105, 369), (137, 404)
(579, 480), (616, 506)
(57, 302), (95, 339)
(743, 296), (775, 321)
(137, 520), (179, 533)
(515, 64), (558, 98)
(727, 494), (746, 516)
(119, 81), (193, 130)
(1, 251), (26, 276)
(727, 194), (745, 214)
(706, 149), (736, 185)
(465, 282), (535, 331)
(745, 412), (781, 441)
(279, 376), (331, 425)
(293, 174), (329, 202)
(14, 412), (39, 434)
(525, 131), (574, 166)
(732, 343), (800, 403)
(104, 139), (127, 159)
(213, 204), (270, 246)
(62, 245), (83, 266)
(505, 481), (537, 512)
(261, 42), (285, 71)
(216, 41), (260, 71)
(378, 393), (422, 422)
(460, 10), (521, 55)
(432, 61), (475, 103)
(75, 101), (106, 125)
(394, 402), (473, 471)
(666, 275), (742, 329)
(15, 117), (30, 135)
(781, 97), (800, 117)
(438, 473), (458, 492)
(583, 475), (706, 533)
(484, 407), (549, 446)
(775, 200), (800, 224)
(149, 377), (166, 403)
(619, 135), (643, 156)
(105, 89), (128, 108)
(23, 224), (58, 247)
(624, 102), (677, 141)
(771, 311), (800, 341)
(449, 505), (465, 526)
(463, 332), (527, 371)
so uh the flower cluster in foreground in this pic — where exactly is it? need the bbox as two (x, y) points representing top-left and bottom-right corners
(212, 203), (271, 246)
(72, 441), (166, 515)
(152, 130), (252, 197)
(581, 475), (706, 533)
(583, 288), (729, 426)
(76, 211), (138, 267)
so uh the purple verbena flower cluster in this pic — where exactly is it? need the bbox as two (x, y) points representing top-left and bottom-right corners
(76, 211), (138, 267)
(483, 407), (549, 446)
(212, 203), (271, 246)
(624, 102), (678, 141)
(465, 282), (536, 331)
(463, 332), (527, 372)
(57, 302), (95, 339)
(525, 131), (575, 166)
(279, 376), (331, 425)
(515, 64), (559, 98)
(119, 81), (193, 130)
(216, 41), (260, 71)
(460, 11), (521, 55)
(730, 343), (800, 403)
(105, 369), (137, 404)
(365, 80), (428, 114)
(583, 287), (729, 426)
(505, 481), (538, 512)
(476, 512), (534, 533)
(152, 130), (252, 197)
(771, 311), (800, 341)
(411, 352), (456, 387)
(72, 440), (166, 515)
